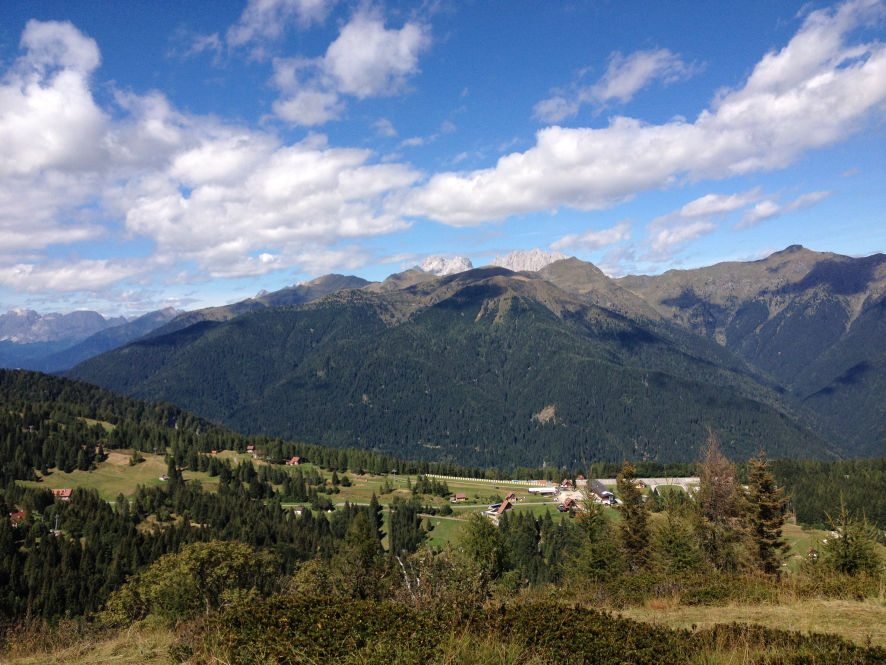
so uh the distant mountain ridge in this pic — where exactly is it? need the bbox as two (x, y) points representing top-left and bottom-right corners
(9, 245), (885, 463)
(68, 261), (843, 467)
(147, 274), (370, 339)
(615, 245), (886, 455)
(0, 308), (180, 373)
(0, 308), (126, 343)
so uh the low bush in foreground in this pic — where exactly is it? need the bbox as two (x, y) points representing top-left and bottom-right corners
(176, 596), (886, 665)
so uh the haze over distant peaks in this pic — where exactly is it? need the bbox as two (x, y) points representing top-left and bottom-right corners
(0, 308), (126, 343)
(491, 249), (569, 272)
(418, 255), (474, 276)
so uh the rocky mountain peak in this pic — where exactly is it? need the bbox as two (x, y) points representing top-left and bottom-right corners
(418, 255), (474, 276)
(490, 249), (568, 272)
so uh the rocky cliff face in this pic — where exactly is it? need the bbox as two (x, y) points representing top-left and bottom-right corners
(491, 249), (568, 272)
(418, 255), (474, 276)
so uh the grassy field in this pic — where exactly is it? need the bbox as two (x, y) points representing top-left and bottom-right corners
(2, 625), (174, 665)
(17, 451), (215, 500)
(621, 598), (886, 648)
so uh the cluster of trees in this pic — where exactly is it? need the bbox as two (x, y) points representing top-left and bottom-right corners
(770, 457), (886, 530)
(457, 438), (883, 598)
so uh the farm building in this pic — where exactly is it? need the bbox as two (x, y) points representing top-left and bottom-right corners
(527, 486), (558, 496)
(588, 480), (616, 503)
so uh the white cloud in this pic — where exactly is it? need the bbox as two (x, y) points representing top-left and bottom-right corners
(227, 0), (333, 47)
(19, 19), (101, 74)
(324, 11), (429, 98)
(272, 88), (344, 126)
(0, 259), (146, 293)
(534, 48), (698, 122)
(118, 135), (420, 278)
(408, 0), (886, 225)
(678, 189), (761, 218)
(640, 189), (761, 262)
(736, 190), (834, 229)
(0, 19), (424, 299)
(270, 10), (430, 126)
(551, 220), (632, 252)
(0, 21), (108, 177)
(291, 245), (373, 275)
(374, 118), (397, 137)
(589, 48), (698, 105)
(647, 220), (716, 258)
(532, 96), (579, 124)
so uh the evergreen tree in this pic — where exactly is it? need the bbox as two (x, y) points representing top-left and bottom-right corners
(822, 499), (883, 576)
(458, 513), (510, 580)
(743, 451), (790, 575)
(616, 461), (650, 569)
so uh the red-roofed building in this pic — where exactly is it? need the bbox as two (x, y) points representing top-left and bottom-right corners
(285, 456), (302, 466)
(450, 492), (468, 503)
(9, 510), (26, 526)
(51, 488), (72, 500)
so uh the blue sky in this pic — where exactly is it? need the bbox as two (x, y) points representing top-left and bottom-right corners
(1, 0), (884, 315)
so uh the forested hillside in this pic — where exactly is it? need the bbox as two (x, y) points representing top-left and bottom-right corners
(68, 269), (836, 467)
(615, 246), (886, 454)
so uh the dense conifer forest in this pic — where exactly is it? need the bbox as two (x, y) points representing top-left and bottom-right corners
(1, 369), (884, 664)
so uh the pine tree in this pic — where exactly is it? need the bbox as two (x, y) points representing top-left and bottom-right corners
(616, 461), (650, 569)
(743, 451), (790, 575)
(822, 499), (882, 576)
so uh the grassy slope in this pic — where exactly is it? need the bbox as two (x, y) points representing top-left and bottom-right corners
(6, 600), (886, 665)
(17, 451), (217, 500)
(2, 627), (174, 665)
(621, 599), (886, 648)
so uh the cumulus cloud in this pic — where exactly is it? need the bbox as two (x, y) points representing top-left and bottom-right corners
(534, 48), (699, 122)
(409, 0), (886, 225)
(0, 21), (108, 177)
(551, 220), (632, 252)
(0, 19), (423, 301)
(272, 88), (344, 125)
(227, 0), (334, 47)
(117, 134), (419, 277)
(0, 258), (147, 293)
(736, 190), (834, 229)
(325, 11), (429, 98)
(270, 10), (430, 126)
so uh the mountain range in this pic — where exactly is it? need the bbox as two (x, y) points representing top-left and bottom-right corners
(63, 245), (885, 466)
(0, 308), (180, 373)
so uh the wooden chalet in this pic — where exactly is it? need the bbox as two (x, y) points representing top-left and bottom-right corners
(285, 456), (303, 466)
(51, 488), (73, 500)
